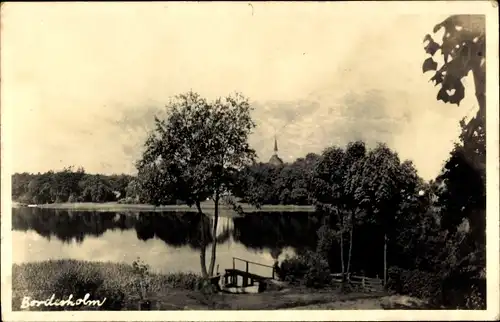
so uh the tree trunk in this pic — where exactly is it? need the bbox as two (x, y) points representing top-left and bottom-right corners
(196, 201), (208, 278)
(334, 211), (345, 277)
(208, 192), (220, 276)
(383, 233), (388, 286)
(346, 227), (353, 279)
(338, 224), (345, 269)
(339, 230), (345, 279)
(200, 243), (208, 279)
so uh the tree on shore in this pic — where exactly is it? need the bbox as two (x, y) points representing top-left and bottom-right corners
(311, 141), (368, 284)
(136, 91), (256, 278)
(358, 144), (420, 285)
(423, 15), (486, 308)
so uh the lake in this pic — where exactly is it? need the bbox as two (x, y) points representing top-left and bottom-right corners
(12, 207), (323, 276)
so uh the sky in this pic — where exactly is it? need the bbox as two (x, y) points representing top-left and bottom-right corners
(1, 2), (479, 181)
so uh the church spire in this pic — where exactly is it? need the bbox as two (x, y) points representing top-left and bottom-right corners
(268, 134), (284, 166)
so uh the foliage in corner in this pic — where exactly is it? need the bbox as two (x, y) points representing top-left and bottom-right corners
(422, 15), (485, 109)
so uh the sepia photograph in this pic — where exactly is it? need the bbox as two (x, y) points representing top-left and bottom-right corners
(1, 1), (499, 321)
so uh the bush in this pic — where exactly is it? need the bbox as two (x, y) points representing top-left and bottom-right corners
(441, 274), (486, 309)
(302, 252), (331, 288)
(464, 279), (486, 309)
(316, 224), (338, 272)
(130, 258), (151, 301)
(279, 251), (331, 288)
(386, 267), (403, 294)
(386, 266), (443, 303)
(279, 255), (309, 284)
(387, 267), (486, 309)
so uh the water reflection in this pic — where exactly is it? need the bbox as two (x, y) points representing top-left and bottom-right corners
(12, 207), (322, 274)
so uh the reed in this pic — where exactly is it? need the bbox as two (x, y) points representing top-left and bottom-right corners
(12, 259), (205, 311)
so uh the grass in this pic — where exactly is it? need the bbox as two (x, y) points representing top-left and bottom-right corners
(15, 200), (316, 214)
(12, 259), (206, 311)
(12, 260), (390, 311)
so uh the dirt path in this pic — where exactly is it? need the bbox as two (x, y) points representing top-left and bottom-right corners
(141, 288), (392, 310)
(284, 295), (432, 310)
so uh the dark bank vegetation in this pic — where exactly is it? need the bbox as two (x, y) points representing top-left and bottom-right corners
(11, 15), (486, 310)
(12, 169), (134, 205)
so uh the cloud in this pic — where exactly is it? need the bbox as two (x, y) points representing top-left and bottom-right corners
(3, 4), (473, 180)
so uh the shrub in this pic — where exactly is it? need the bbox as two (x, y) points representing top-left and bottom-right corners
(316, 224), (338, 272)
(388, 268), (487, 309)
(386, 266), (443, 303)
(279, 251), (331, 288)
(442, 274), (486, 309)
(302, 252), (331, 288)
(197, 278), (219, 295)
(130, 258), (151, 301)
(279, 255), (309, 284)
(386, 266), (404, 294)
(94, 286), (125, 310)
(464, 279), (486, 309)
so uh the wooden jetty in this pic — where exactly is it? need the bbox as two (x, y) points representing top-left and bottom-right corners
(219, 257), (276, 294)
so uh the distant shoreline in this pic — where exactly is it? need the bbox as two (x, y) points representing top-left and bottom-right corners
(11, 201), (316, 213)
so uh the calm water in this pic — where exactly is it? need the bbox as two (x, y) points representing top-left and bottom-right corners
(12, 207), (323, 275)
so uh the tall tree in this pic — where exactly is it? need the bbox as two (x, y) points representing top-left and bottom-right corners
(311, 146), (347, 277)
(136, 91), (256, 278)
(311, 142), (367, 282)
(358, 143), (420, 284)
(341, 141), (368, 276)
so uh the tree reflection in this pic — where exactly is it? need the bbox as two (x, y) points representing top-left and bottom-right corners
(231, 212), (323, 252)
(12, 208), (123, 244)
(12, 208), (322, 264)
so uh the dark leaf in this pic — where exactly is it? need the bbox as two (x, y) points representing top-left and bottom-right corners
(448, 81), (465, 106)
(422, 57), (438, 73)
(424, 40), (441, 56)
(437, 87), (450, 103)
(423, 34), (434, 43)
(430, 72), (444, 86)
(441, 74), (458, 90)
(433, 21), (445, 34)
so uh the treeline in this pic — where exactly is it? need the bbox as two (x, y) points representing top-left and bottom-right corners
(269, 121), (484, 308)
(12, 167), (134, 204)
(233, 153), (320, 205)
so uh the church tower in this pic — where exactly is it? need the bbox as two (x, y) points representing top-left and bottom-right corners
(268, 135), (284, 166)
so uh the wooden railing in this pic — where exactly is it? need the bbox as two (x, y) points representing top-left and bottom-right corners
(329, 273), (383, 292)
(232, 257), (276, 279)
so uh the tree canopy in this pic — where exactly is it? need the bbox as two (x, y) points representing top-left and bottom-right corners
(135, 91), (256, 278)
(136, 91), (256, 207)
